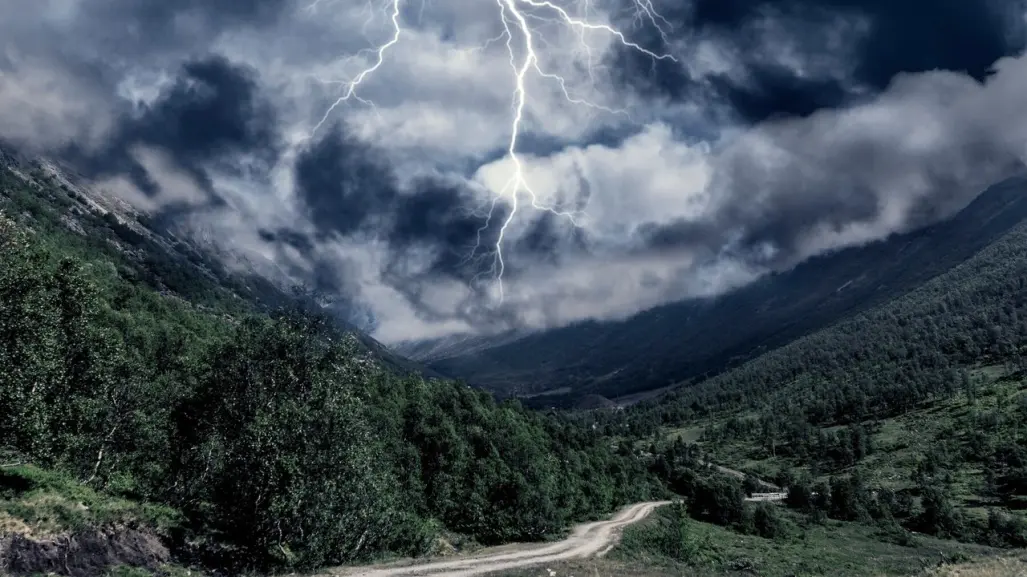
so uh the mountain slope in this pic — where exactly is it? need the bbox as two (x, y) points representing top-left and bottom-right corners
(409, 176), (1027, 405)
(0, 152), (659, 573)
(0, 148), (438, 379)
(618, 197), (1027, 561)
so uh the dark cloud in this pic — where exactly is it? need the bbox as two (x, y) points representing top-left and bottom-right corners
(511, 213), (590, 268)
(725, 180), (883, 262)
(115, 0), (288, 26)
(0, 0), (293, 118)
(128, 57), (279, 164)
(708, 68), (850, 123)
(382, 181), (512, 325)
(257, 227), (316, 253)
(637, 219), (722, 254)
(287, 127), (522, 328)
(5, 0), (1027, 340)
(637, 75), (1027, 272)
(816, 0), (1023, 87)
(294, 127), (398, 237)
(292, 126), (511, 286)
(613, 0), (1027, 123)
(67, 55), (279, 198)
(390, 181), (502, 276)
(66, 0), (290, 58)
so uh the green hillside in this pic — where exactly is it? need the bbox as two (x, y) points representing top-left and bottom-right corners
(600, 208), (1027, 570)
(4, 152), (1025, 577)
(0, 159), (659, 575)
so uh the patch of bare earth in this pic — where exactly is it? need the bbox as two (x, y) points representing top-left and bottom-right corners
(0, 525), (170, 577)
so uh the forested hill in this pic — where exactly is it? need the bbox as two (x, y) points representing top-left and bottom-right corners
(0, 149), (437, 379)
(595, 187), (1027, 555)
(0, 158), (659, 572)
(627, 211), (1027, 430)
(415, 176), (1027, 405)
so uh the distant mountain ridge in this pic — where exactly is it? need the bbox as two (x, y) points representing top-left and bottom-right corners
(403, 176), (1027, 406)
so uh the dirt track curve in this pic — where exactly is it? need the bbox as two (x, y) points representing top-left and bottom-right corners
(329, 501), (671, 577)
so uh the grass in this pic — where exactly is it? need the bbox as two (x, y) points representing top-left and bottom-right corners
(101, 565), (202, 577)
(918, 552), (1027, 576)
(495, 505), (1003, 577)
(619, 506), (998, 577)
(682, 365), (1027, 509)
(0, 464), (182, 538)
(665, 425), (705, 444)
(1, 465), (197, 577)
(492, 558), (685, 577)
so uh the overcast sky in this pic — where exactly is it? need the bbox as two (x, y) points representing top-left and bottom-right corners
(2, 0), (1027, 342)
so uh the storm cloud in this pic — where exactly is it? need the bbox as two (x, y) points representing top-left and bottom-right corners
(1, 0), (1026, 342)
(69, 55), (281, 198)
(613, 0), (1027, 121)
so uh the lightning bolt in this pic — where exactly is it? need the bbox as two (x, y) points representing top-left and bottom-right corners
(309, 0), (405, 133)
(307, 0), (676, 303)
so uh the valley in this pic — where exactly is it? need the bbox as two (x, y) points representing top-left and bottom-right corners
(0, 158), (658, 576)
(5, 140), (1027, 577)
(401, 176), (1027, 407)
(8, 1), (1027, 575)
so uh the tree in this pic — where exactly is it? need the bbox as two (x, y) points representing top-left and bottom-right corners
(915, 485), (965, 540)
(687, 477), (746, 528)
(750, 503), (788, 539)
(169, 316), (421, 568)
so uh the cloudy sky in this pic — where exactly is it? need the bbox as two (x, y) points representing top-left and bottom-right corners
(2, 0), (1027, 342)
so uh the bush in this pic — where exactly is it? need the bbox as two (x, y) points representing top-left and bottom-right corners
(914, 485), (967, 540)
(984, 509), (1027, 547)
(748, 503), (789, 539)
(687, 477), (746, 527)
(617, 503), (721, 565)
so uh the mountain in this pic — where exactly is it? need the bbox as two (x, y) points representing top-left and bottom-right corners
(402, 176), (1027, 406)
(0, 146), (440, 379)
(3, 148), (1017, 577)
(608, 178), (1027, 565)
(0, 148), (659, 573)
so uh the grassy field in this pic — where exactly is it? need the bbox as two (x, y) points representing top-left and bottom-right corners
(596, 372), (1027, 577)
(496, 505), (1003, 577)
(495, 552), (1027, 577)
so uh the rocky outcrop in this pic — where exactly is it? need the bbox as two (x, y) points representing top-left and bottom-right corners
(0, 526), (169, 577)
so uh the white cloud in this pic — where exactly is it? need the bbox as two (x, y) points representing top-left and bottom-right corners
(454, 52), (1027, 336)
(0, 52), (114, 151)
(474, 123), (713, 244)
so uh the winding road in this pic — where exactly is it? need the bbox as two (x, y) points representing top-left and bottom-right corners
(329, 501), (671, 577)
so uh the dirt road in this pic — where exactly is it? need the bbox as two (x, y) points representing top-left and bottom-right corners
(329, 501), (671, 577)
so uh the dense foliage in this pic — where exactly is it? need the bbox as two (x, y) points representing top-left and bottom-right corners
(0, 164), (657, 571)
(621, 212), (1027, 549)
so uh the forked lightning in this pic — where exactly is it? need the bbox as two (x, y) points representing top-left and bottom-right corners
(309, 0), (676, 302)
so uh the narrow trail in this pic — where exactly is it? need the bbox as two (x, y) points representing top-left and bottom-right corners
(328, 501), (671, 577)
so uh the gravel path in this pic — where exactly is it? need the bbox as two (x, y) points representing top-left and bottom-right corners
(329, 501), (671, 577)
